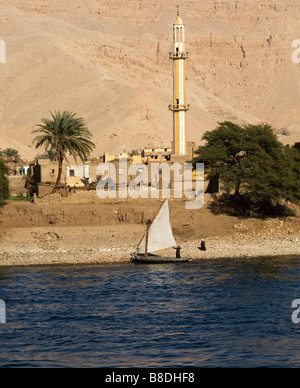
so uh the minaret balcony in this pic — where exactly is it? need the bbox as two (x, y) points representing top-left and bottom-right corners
(169, 51), (189, 59)
(168, 104), (190, 112)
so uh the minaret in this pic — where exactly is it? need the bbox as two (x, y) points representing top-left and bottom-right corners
(169, 7), (190, 156)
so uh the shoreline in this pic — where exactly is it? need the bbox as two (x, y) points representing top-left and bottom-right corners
(0, 234), (299, 267)
(0, 198), (299, 267)
(0, 254), (300, 269)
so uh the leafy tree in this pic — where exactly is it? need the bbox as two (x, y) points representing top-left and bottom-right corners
(32, 111), (95, 194)
(193, 121), (300, 212)
(0, 158), (10, 205)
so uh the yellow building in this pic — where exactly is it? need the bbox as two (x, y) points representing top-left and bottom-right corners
(142, 147), (172, 162)
(104, 152), (130, 163)
(169, 8), (190, 156)
(132, 154), (143, 164)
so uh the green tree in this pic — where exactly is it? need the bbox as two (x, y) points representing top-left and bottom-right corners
(0, 158), (10, 205)
(32, 111), (95, 194)
(193, 121), (300, 212)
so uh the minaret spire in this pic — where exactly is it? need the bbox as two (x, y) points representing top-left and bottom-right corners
(168, 9), (190, 156)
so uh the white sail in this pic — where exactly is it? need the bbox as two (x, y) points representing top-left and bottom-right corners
(138, 200), (176, 253)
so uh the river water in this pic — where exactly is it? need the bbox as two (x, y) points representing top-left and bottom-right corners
(1, 257), (300, 368)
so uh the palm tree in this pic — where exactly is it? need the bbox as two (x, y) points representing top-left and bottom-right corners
(0, 148), (22, 162)
(32, 111), (95, 194)
(35, 150), (58, 162)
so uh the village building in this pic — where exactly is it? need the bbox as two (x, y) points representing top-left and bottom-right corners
(142, 147), (172, 162)
(31, 157), (103, 196)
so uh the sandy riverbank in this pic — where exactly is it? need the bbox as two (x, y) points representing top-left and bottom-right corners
(0, 225), (299, 267)
(0, 195), (299, 266)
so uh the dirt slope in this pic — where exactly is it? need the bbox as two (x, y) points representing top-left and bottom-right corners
(0, 0), (300, 159)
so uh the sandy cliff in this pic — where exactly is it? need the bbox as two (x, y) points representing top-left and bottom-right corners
(0, 0), (300, 158)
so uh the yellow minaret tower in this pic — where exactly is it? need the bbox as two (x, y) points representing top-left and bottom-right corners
(169, 7), (190, 156)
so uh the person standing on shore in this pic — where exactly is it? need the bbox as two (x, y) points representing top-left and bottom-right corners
(198, 239), (206, 251)
(174, 246), (182, 259)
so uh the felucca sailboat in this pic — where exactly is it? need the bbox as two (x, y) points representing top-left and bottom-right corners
(131, 200), (191, 263)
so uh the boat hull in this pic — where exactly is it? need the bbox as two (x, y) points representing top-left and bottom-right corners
(131, 253), (191, 264)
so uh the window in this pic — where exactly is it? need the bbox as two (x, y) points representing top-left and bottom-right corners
(175, 27), (179, 42)
(69, 169), (75, 177)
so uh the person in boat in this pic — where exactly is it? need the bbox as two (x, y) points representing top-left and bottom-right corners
(198, 239), (206, 251)
(173, 245), (182, 259)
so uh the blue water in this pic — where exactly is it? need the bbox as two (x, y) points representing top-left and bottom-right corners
(1, 257), (300, 368)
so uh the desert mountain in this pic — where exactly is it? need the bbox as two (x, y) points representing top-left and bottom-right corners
(0, 0), (299, 159)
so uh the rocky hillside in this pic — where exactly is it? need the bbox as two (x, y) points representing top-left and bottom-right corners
(0, 0), (299, 159)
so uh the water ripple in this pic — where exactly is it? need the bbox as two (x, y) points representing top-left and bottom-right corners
(1, 257), (300, 367)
